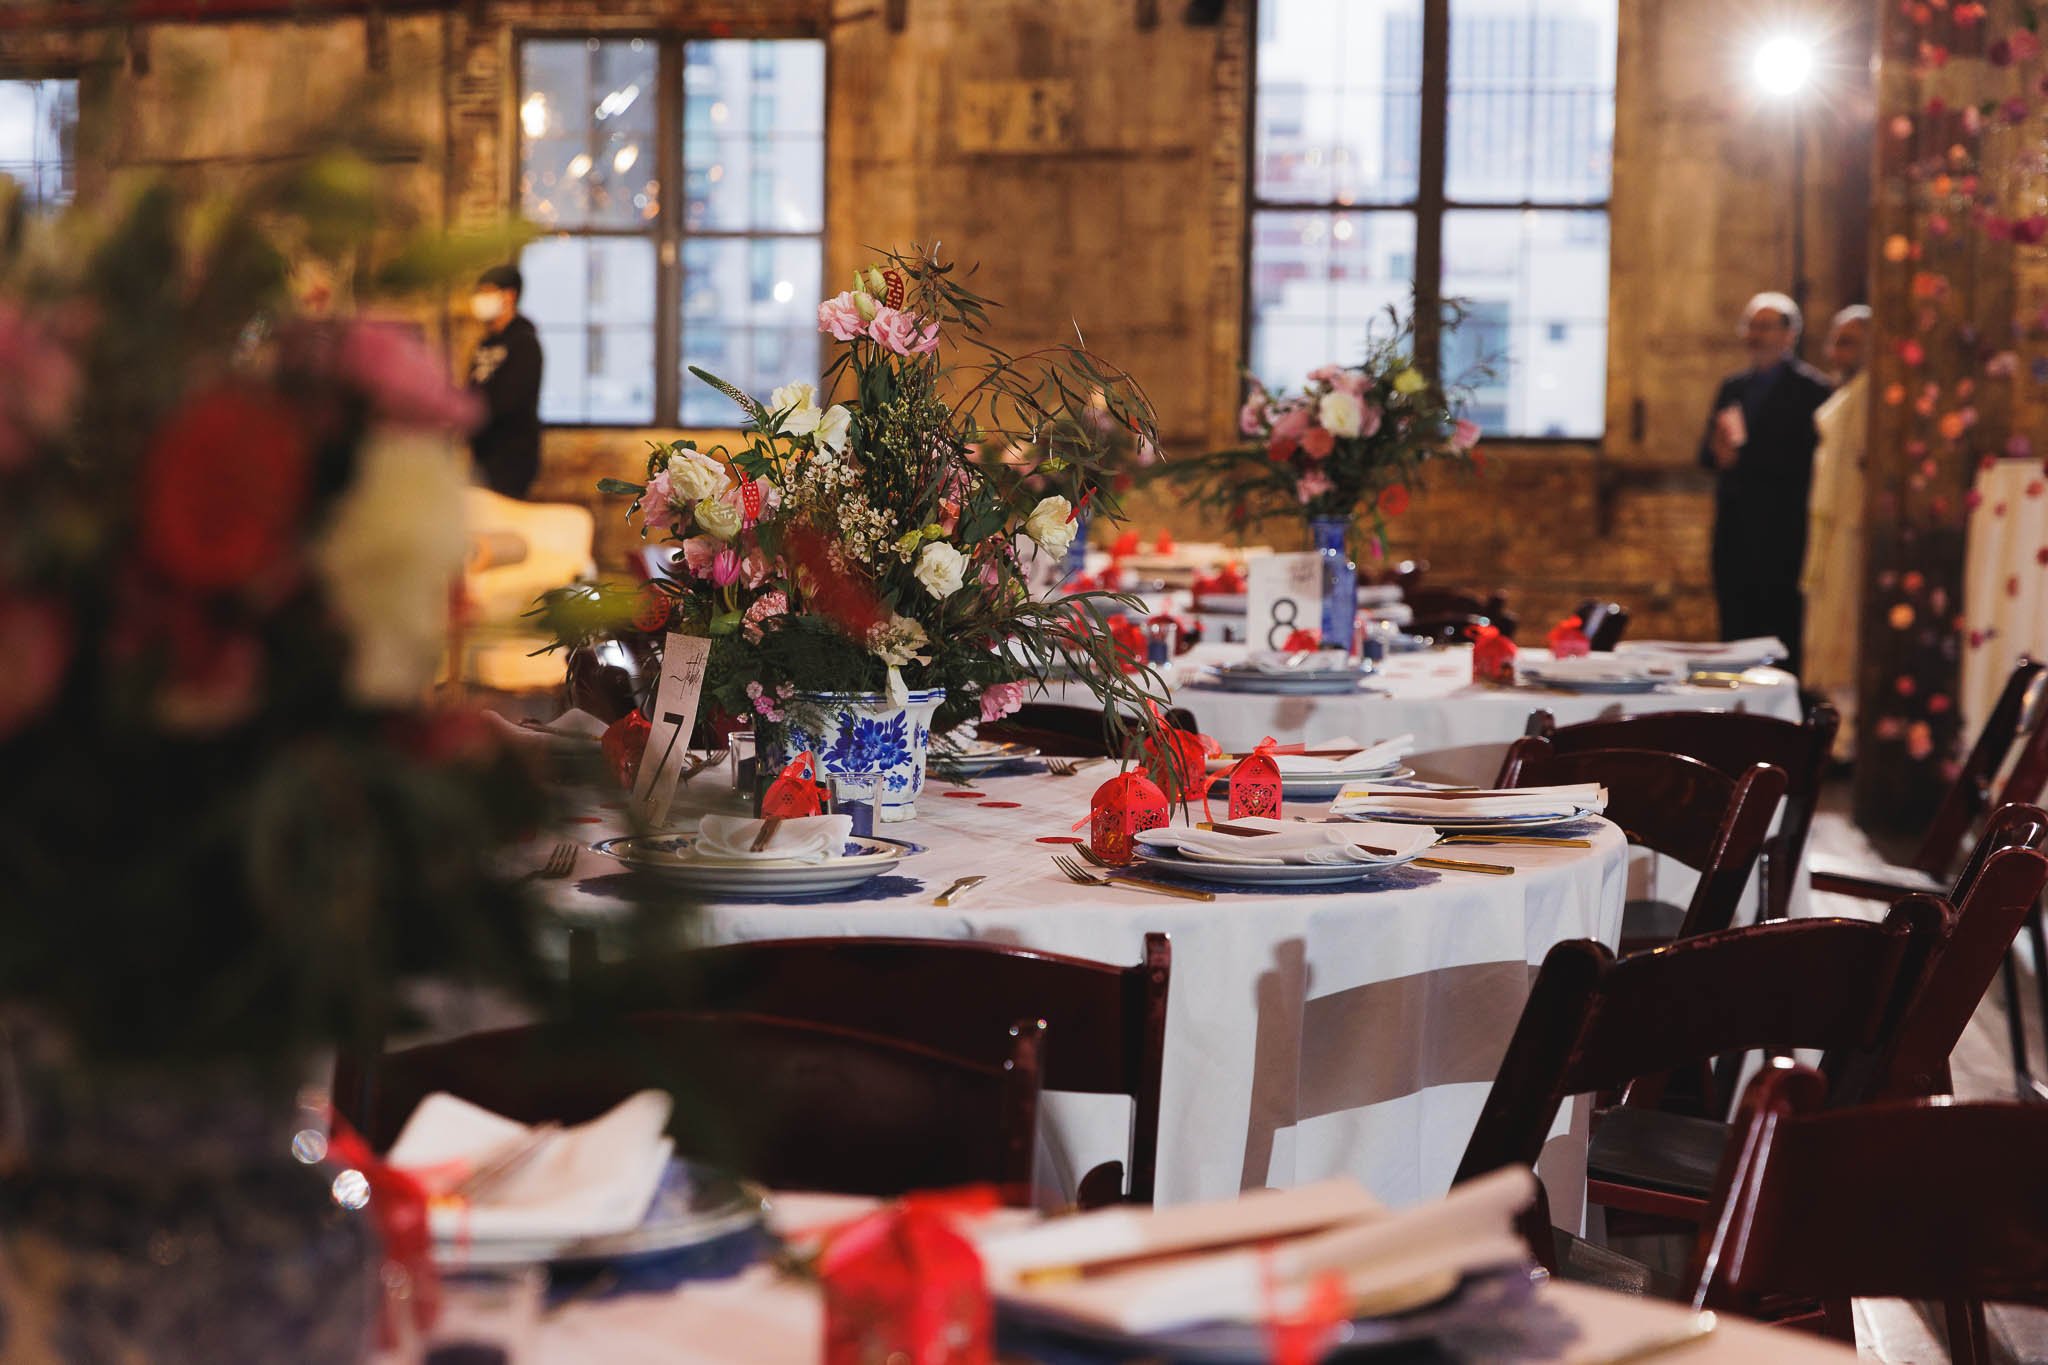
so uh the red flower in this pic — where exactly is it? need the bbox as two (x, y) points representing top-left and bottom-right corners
(1378, 484), (1411, 516)
(1266, 432), (1299, 462)
(1299, 426), (1336, 459)
(141, 386), (310, 591)
(0, 596), (70, 738)
(632, 586), (674, 633)
(1106, 613), (1147, 671)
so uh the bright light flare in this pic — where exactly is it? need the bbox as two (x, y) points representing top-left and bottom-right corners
(1751, 33), (1817, 98)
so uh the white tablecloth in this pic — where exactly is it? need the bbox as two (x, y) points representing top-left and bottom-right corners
(545, 772), (1628, 1212)
(1961, 457), (2048, 741)
(1060, 643), (1805, 786)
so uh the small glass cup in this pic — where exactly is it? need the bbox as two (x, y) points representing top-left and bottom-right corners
(415, 1265), (543, 1365)
(728, 730), (758, 799)
(829, 770), (882, 839)
(1144, 617), (1178, 665)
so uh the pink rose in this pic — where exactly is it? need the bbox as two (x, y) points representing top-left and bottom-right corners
(978, 680), (1028, 724)
(739, 544), (772, 589)
(1306, 365), (1344, 384)
(743, 589), (789, 642)
(1357, 402), (1383, 437)
(1265, 404), (1310, 460)
(640, 470), (685, 533)
(336, 322), (481, 432)
(680, 535), (720, 579)
(1295, 469), (1334, 504)
(711, 548), (741, 587)
(867, 306), (940, 356)
(1452, 418), (1482, 451)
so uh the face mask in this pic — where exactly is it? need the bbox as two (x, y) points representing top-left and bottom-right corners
(470, 291), (506, 322)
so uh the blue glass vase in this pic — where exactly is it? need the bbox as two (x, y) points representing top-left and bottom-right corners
(1310, 517), (1356, 653)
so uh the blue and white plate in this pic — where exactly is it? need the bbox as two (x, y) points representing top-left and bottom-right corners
(439, 1159), (765, 1270)
(594, 834), (910, 895)
(1131, 830), (1430, 887)
(930, 738), (1043, 776)
(1196, 668), (1376, 697)
(1517, 671), (1662, 695)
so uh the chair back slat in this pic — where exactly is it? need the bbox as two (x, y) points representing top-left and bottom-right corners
(340, 1011), (1043, 1202)
(1499, 738), (1787, 937)
(578, 933), (1171, 1203)
(1452, 898), (1951, 1185)
(1913, 658), (2045, 876)
(1523, 703), (1838, 922)
(977, 703), (1201, 759)
(1694, 1063), (2048, 1346)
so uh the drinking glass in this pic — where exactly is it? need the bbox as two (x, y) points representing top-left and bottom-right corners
(829, 770), (882, 838)
(417, 1266), (544, 1365)
(728, 730), (758, 797)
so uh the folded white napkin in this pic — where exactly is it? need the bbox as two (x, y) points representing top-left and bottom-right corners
(1519, 655), (1674, 684)
(388, 1090), (674, 1246)
(1210, 735), (1413, 775)
(984, 1167), (1536, 1335)
(482, 707), (610, 747)
(1141, 818), (1436, 865)
(1236, 651), (1359, 675)
(1335, 783), (1606, 819)
(694, 813), (854, 863)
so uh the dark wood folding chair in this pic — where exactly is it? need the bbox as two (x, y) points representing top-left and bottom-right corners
(1451, 897), (1952, 1291)
(1809, 660), (2048, 1095)
(978, 702), (1201, 758)
(1691, 1061), (2048, 1362)
(1572, 600), (1631, 652)
(335, 1011), (1044, 1203)
(1497, 736), (1787, 947)
(1405, 585), (1517, 638)
(580, 933), (1172, 1205)
(1523, 702), (1840, 924)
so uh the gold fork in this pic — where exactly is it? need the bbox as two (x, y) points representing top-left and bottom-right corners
(1046, 757), (1106, 777)
(1052, 855), (1216, 902)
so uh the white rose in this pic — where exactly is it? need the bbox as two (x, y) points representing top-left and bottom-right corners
(693, 494), (742, 540)
(1319, 389), (1364, 438)
(814, 404), (852, 455)
(770, 380), (816, 414)
(667, 448), (728, 503)
(914, 541), (968, 600)
(772, 381), (822, 438)
(1024, 495), (1076, 556)
(314, 427), (469, 706)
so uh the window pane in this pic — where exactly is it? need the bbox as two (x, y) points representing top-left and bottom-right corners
(0, 79), (78, 212)
(523, 235), (658, 425)
(680, 236), (822, 426)
(1247, 209), (1418, 392)
(684, 39), (825, 233)
(1255, 0), (1421, 206)
(1442, 209), (1608, 438)
(520, 38), (660, 230)
(1446, 0), (1616, 204)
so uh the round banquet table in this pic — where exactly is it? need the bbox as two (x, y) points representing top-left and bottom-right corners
(1069, 643), (1805, 786)
(545, 770), (1628, 1213)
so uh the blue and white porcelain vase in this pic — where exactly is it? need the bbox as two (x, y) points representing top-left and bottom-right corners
(784, 689), (946, 823)
(1310, 517), (1357, 653)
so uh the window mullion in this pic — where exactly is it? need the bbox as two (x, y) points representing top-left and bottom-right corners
(1413, 0), (1450, 382)
(655, 35), (685, 426)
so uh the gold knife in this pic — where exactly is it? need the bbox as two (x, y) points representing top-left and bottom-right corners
(1099, 876), (1218, 902)
(933, 875), (987, 906)
(1439, 835), (1594, 848)
(1414, 856), (1516, 875)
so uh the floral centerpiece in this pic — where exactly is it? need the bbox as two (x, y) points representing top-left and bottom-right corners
(1170, 309), (1484, 650)
(548, 249), (1173, 817)
(0, 153), (598, 1358)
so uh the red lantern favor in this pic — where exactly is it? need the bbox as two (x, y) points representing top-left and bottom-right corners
(821, 1202), (992, 1365)
(1471, 624), (1518, 685)
(1225, 744), (1284, 822)
(1086, 769), (1169, 866)
(761, 750), (828, 818)
(600, 711), (652, 788)
(1545, 615), (1591, 659)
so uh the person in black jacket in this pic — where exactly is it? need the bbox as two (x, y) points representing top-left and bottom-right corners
(466, 264), (544, 498)
(1697, 292), (1834, 675)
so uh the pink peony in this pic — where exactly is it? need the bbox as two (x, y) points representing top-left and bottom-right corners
(867, 306), (940, 356)
(817, 291), (870, 341)
(337, 322), (482, 432)
(680, 535), (721, 579)
(711, 548), (742, 587)
(742, 589), (789, 642)
(1295, 469), (1334, 503)
(739, 544), (772, 589)
(979, 680), (1028, 724)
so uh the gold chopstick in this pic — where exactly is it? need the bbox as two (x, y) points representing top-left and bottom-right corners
(1414, 856), (1515, 875)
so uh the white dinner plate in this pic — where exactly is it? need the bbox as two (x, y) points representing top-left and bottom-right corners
(931, 740), (1042, 775)
(1201, 758), (1415, 801)
(1338, 807), (1596, 833)
(1517, 672), (1663, 695)
(1195, 670), (1376, 696)
(438, 1159), (765, 1270)
(1130, 838), (1427, 887)
(594, 834), (910, 895)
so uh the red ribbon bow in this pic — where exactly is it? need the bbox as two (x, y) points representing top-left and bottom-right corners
(818, 1187), (998, 1365)
(326, 1116), (441, 1347)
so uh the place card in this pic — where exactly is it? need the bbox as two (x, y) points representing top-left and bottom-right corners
(1245, 553), (1322, 652)
(631, 632), (712, 826)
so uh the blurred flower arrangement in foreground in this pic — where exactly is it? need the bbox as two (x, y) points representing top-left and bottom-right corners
(0, 152), (576, 1077)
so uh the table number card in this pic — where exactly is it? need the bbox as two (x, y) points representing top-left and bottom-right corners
(631, 632), (713, 826)
(1245, 553), (1323, 651)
